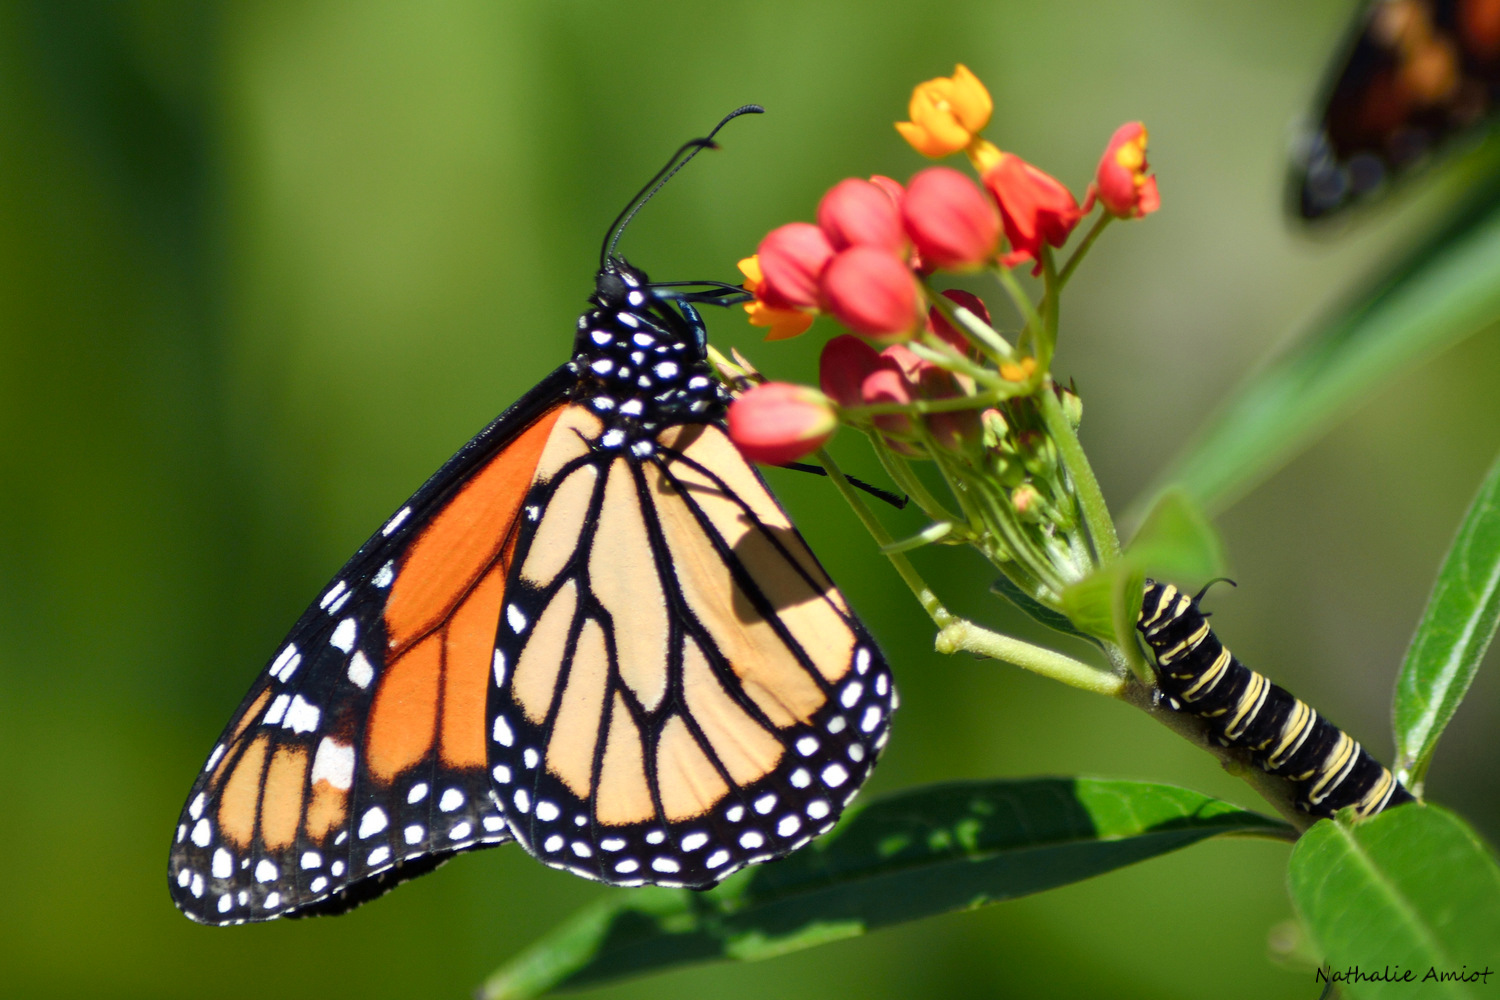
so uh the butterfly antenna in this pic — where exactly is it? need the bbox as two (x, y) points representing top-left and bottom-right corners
(600, 104), (765, 267)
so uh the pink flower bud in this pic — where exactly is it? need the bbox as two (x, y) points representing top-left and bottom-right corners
(926, 289), (990, 357)
(915, 365), (981, 452)
(820, 246), (923, 341)
(860, 362), (921, 454)
(879, 343), (929, 383)
(818, 178), (907, 254)
(1089, 122), (1159, 219)
(868, 175), (906, 206)
(756, 223), (835, 310)
(819, 335), (883, 408)
(902, 167), (1000, 271)
(726, 382), (837, 465)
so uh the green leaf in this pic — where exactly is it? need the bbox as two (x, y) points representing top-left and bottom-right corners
(1394, 451), (1500, 790)
(480, 778), (1291, 999)
(1059, 491), (1222, 654)
(1135, 193), (1500, 521)
(990, 573), (1103, 648)
(1058, 567), (1130, 643)
(1288, 803), (1500, 999)
(1124, 487), (1228, 584)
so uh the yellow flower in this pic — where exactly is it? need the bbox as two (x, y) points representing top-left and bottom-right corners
(895, 64), (993, 158)
(738, 256), (815, 341)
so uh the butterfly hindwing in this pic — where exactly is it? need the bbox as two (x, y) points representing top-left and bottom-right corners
(167, 370), (573, 924)
(488, 290), (897, 889)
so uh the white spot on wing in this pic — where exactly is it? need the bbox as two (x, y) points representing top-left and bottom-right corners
(191, 819), (211, 847)
(320, 581), (347, 610)
(347, 650), (374, 688)
(254, 859), (278, 883)
(263, 693), (290, 726)
(407, 782), (428, 804)
(507, 605), (527, 633)
(382, 507), (411, 536)
(359, 807), (388, 839)
(439, 788), (464, 812)
(492, 715), (514, 746)
(492, 649), (507, 687)
(311, 738), (355, 791)
(330, 618), (357, 653)
(269, 644), (300, 681)
(284, 695), (320, 733)
(212, 848), (232, 878)
(372, 561), (395, 588)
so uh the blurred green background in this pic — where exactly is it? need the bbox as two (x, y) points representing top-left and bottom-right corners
(2, 1), (1497, 997)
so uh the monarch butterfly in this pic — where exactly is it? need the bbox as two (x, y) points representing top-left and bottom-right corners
(1293, 0), (1500, 219)
(1137, 579), (1412, 819)
(168, 109), (897, 925)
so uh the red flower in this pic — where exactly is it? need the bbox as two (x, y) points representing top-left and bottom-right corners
(819, 335), (884, 408)
(756, 223), (835, 310)
(902, 167), (1000, 271)
(820, 246), (923, 341)
(726, 382), (837, 465)
(980, 151), (1082, 275)
(818, 177), (907, 254)
(926, 289), (990, 357)
(1088, 122), (1159, 219)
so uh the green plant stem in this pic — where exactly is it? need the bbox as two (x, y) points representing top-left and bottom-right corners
(993, 265), (1042, 345)
(818, 448), (1119, 693)
(815, 448), (953, 627)
(1057, 211), (1112, 290)
(935, 619), (1123, 695)
(1039, 382), (1119, 565)
(923, 286), (1016, 361)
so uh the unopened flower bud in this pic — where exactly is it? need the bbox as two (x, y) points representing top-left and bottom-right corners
(818, 177), (907, 254)
(902, 167), (1000, 271)
(896, 64), (994, 158)
(756, 223), (835, 310)
(820, 246), (923, 342)
(917, 367), (981, 453)
(819, 335), (883, 408)
(1089, 122), (1160, 219)
(727, 382), (837, 465)
(980, 407), (1009, 450)
(1055, 382), (1083, 430)
(1012, 483), (1044, 521)
(860, 363), (922, 456)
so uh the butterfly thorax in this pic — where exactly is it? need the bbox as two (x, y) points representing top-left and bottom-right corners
(567, 258), (729, 456)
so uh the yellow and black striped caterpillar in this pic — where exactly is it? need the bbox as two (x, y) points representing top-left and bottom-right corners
(1137, 580), (1413, 820)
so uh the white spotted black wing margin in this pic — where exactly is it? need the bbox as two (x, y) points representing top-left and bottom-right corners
(489, 413), (897, 888)
(167, 368), (575, 924)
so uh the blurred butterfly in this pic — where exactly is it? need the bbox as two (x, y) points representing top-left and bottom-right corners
(168, 107), (898, 925)
(1292, 0), (1500, 219)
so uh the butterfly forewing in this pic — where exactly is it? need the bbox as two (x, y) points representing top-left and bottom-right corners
(167, 375), (572, 924)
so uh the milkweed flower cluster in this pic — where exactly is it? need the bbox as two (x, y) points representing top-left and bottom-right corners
(725, 64), (1158, 601)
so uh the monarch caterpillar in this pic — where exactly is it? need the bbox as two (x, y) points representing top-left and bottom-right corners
(1137, 580), (1413, 819)
(1293, 0), (1500, 219)
(167, 109), (898, 925)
